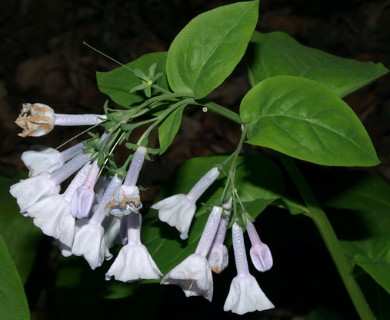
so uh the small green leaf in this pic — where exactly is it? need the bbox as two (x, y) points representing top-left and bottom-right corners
(0, 234), (30, 320)
(158, 104), (186, 155)
(248, 31), (389, 97)
(166, 1), (259, 98)
(143, 154), (285, 273)
(0, 176), (42, 283)
(240, 76), (379, 166)
(96, 52), (168, 107)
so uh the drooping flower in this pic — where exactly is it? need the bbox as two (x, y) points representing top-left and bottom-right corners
(207, 200), (231, 274)
(246, 221), (273, 272)
(21, 142), (83, 177)
(71, 175), (122, 269)
(15, 102), (105, 137)
(223, 223), (274, 315)
(10, 152), (90, 213)
(26, 163), (92, 247)
(152, 167), (220, 239)
(161, 206), (222, 301)
(105, 213), (162, 282)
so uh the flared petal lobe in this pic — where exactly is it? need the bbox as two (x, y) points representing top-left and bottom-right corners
(223, 274), (274, 315)
(152, 194), (196, 240)
(105, 243), (162, 282)
(161, 253), (213, 301)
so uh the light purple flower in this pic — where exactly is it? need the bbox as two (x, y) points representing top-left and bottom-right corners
(152, 167), (220, 240)
(223, 223), (274, 315)
(246, 221), (273, 272)
(207, 199), (231, 274)
(70, 160), (100, 219)
(162, 206), (222, 301)
(71, 175), (122, 269)
(105, 213), (162, 282)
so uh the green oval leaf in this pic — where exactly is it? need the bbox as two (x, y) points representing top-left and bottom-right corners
(166, 1), (259, 99)
(0, 234), (30, 320)
(240, 76), (380, 166)
(325, 173), (390, 294)
(248, 31), (389, 97)
(96, 52), (168, 107)
(158, 104), (186, 155)
(0, 176), (42, 283)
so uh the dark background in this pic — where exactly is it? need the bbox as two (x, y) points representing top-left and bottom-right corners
(1, 0), (389, 319)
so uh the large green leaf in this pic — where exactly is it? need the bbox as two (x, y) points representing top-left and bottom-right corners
(143, 154), (285, 273)
(0, 176), (42, 283)
(247, 31), (388, 97)
(166, 1), (259, 99)
(96, 52), (168, 107)
(0, 234), (30, 320)
(325, 173), (390, 294)
(240, 76), (379, 166)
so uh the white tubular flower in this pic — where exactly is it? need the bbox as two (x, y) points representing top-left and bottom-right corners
(72, 218), (107, 270)
(246, 221), (273, 272)
(10, 152), (90, 213)
(71, 175), (122, 269)
(207, 200), (231, 274)
(26, 163), (92, 247)
(161, 206), (222, 301)
(223, 223), (274, 315)
(9, 173), (60, 214)
(21, 142), (83, 177)
(70, 160), (100, 219)
(152, 167), (220, 240)
(105, 213), (162, 282)
(15, 103), (105, 137)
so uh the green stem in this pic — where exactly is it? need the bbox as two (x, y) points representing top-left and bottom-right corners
(220, 125), (247, 224)
(204, 102), (241, 124)
(279, 154), (375, 320)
